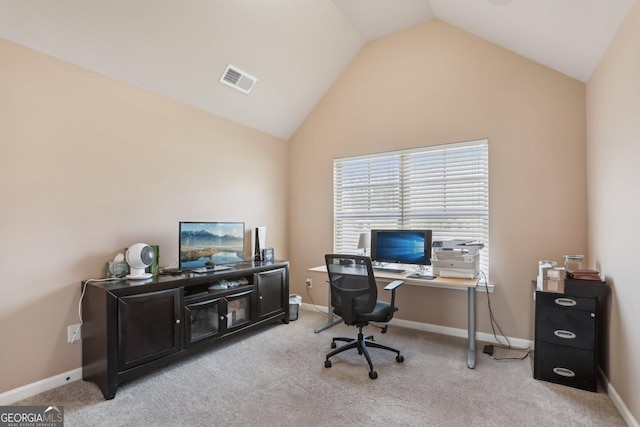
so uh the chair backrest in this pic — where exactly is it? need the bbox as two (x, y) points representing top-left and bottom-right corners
(324, 254), (378, 325)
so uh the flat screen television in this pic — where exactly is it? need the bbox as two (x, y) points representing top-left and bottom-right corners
(370, 229), (432, 266)
(179, 222), (245, 269)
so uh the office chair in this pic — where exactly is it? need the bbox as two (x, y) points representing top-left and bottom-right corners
(323, 254), (404, 379)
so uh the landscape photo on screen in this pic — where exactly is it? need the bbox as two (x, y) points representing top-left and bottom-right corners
(180, 222), (244, 268)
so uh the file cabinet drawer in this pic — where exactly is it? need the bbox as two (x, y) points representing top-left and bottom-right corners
(535, 305), (596, 350)
(533, 342), (597, 392)
(535, 292), (596, 311)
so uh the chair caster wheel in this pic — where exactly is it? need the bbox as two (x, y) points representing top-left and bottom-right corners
(325, 360), (332, 368)
(369, 370), (378, 380)
(396, 355), (404, 363)
(331, 342), (337, 349)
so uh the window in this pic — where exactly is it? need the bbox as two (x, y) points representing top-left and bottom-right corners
(333, 139), (489, 276)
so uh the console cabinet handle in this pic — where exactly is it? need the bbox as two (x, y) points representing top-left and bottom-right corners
(554, 297), (577, 307)
(553, 367), (576, 377)
(175, 319), (180, 324)
(554, 329), (576, 339)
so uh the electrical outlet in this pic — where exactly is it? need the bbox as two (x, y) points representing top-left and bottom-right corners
(67, 324), (82, 343)
(306, 277), (312, 289)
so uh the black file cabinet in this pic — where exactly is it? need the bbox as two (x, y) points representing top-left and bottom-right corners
(533, 285), (605, 392)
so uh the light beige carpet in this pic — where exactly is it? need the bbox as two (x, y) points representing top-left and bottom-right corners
(16, 308), (624, 426)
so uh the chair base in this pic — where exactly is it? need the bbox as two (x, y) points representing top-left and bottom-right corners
(324, 326), (404, 379)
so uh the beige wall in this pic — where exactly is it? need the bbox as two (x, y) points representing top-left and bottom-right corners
(289, 21), (587, 340)
(8, 12), (636, 417)
(587, 1), (640, 422)
(0, 39), (289, 393)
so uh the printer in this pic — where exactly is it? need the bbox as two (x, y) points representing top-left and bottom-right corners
(431, 240), (484, 279)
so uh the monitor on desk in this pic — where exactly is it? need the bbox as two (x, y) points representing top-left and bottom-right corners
(370, 229), (432, 266)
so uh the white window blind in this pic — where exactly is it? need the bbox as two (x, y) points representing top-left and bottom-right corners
(333, 139), (489, 276)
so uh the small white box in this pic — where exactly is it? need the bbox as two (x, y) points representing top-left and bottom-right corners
(546, 279), (564, 293)
(546, 267), (565, 280)
(538, 260), (557, 281)
(537, 276), (564, 293)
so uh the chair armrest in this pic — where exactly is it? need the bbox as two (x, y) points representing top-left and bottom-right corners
(384, 280), (404, 291)
(384, 280), (403, 313)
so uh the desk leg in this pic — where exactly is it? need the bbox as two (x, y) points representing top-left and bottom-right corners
(314, 282), (341, 333)
(467, 287), (476, 369)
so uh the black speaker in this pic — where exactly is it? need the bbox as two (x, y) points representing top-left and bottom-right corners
(254, 226), (266, 261)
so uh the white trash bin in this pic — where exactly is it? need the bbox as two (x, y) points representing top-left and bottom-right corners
(289, 294), (302, 321)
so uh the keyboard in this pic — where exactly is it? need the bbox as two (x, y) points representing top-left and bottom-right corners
(373, 267), (406, 274)
(407, 273), (436, 280)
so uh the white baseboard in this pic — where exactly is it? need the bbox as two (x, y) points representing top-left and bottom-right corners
(300, 303), (533, 349)
(599, 367), (639, 427)
(0, 368), (82, 405)
(388, 317), (534, 349)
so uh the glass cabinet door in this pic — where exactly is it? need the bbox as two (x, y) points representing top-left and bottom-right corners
(185, 297), (221, 346)
(226, 290), (252, 330)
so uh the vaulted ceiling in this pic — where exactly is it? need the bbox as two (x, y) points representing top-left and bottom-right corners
(0, 0), (635, 140)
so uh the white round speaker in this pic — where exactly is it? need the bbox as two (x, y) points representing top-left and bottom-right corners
(125, 243), (154, 280)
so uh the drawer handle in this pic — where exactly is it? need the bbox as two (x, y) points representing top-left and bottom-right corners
(554, 329), (576, 339)
(553, 367), (576, 377)
(554, 297), (577, 307)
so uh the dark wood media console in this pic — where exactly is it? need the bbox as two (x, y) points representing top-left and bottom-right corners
(82, 260), (289, 399)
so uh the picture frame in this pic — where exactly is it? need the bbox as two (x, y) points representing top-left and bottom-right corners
(262, 248), (275, 263)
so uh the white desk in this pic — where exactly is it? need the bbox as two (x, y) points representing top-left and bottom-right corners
(308, 265), (479, 369)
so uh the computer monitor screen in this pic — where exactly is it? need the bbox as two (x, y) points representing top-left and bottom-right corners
(179, 222), (245, 269)
(370, 229), (432, 265)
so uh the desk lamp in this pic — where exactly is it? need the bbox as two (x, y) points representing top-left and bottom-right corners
(358, 232), (370, 256)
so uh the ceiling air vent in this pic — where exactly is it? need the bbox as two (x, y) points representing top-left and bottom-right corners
(219, 64), (257, 94)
